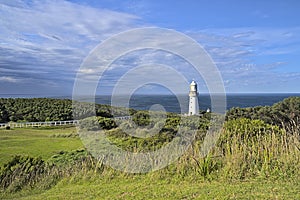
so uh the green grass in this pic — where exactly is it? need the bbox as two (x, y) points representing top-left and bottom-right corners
(1, 123), (299, 199)
(0, 127), (83, 165)
(2, 176), (299, 199)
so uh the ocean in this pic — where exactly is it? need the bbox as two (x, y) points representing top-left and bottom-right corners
(1, 93), (299, 114)
(94, 93), (300, 113)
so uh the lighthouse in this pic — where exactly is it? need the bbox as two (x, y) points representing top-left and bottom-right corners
(188, 80), (199, 116)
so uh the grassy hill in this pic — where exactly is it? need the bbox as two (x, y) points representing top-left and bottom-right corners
(1, 120), (299, 199)
(1, 97), (300, 199)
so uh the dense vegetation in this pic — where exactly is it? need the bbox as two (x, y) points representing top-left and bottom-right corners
(2, 96), (299, 127)
(0, 98), (131, 123)
(226, 96), (300, 131)
(0, 97), (300, 198)
(0, 98), (72, 122)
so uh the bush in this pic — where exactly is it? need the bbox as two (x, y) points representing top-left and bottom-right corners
(226, 97), (300, 132)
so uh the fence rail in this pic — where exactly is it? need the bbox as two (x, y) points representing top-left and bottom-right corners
(0, 116), (133, 129)
(0, 120), (79, 129)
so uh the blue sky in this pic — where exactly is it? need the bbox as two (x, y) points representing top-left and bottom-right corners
(0, 0), (300, 96)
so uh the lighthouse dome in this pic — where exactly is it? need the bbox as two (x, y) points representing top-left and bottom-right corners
(190, 80), (197, 85)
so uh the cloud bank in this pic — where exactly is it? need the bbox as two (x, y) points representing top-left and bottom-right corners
(0, 0), (139, 95)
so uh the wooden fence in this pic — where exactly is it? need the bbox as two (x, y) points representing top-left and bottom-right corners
(0, 116), (133, 129)
(0, 120), (79, 129)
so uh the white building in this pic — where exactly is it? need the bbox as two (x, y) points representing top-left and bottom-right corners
(188, 80), (199, 116)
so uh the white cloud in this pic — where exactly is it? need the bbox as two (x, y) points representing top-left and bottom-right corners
(0, 0), (141, 94)
(78, 68), (97, 74)
(0, 76), (19, 83)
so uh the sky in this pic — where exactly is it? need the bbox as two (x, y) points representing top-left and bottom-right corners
(0, 0), (300, 96)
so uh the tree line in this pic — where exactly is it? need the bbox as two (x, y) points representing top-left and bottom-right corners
(1, 96), (299, 130)
(0, 98), (128, 123)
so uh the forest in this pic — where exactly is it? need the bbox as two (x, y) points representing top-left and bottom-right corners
(0, 98), (122, 123)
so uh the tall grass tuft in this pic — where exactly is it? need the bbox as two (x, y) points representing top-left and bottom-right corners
(217, 118), (300, 180)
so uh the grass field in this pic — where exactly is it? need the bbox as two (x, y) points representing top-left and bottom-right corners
(32, 178), (300, 200)
(2, 175), (300, 199)
(1, 126), (299, 199)
(0, 126), (83, 165)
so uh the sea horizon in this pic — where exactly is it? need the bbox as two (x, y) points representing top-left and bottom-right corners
(1, 93), (300, 113)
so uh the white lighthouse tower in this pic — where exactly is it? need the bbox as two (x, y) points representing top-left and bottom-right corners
(188, 80), (199, 116)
